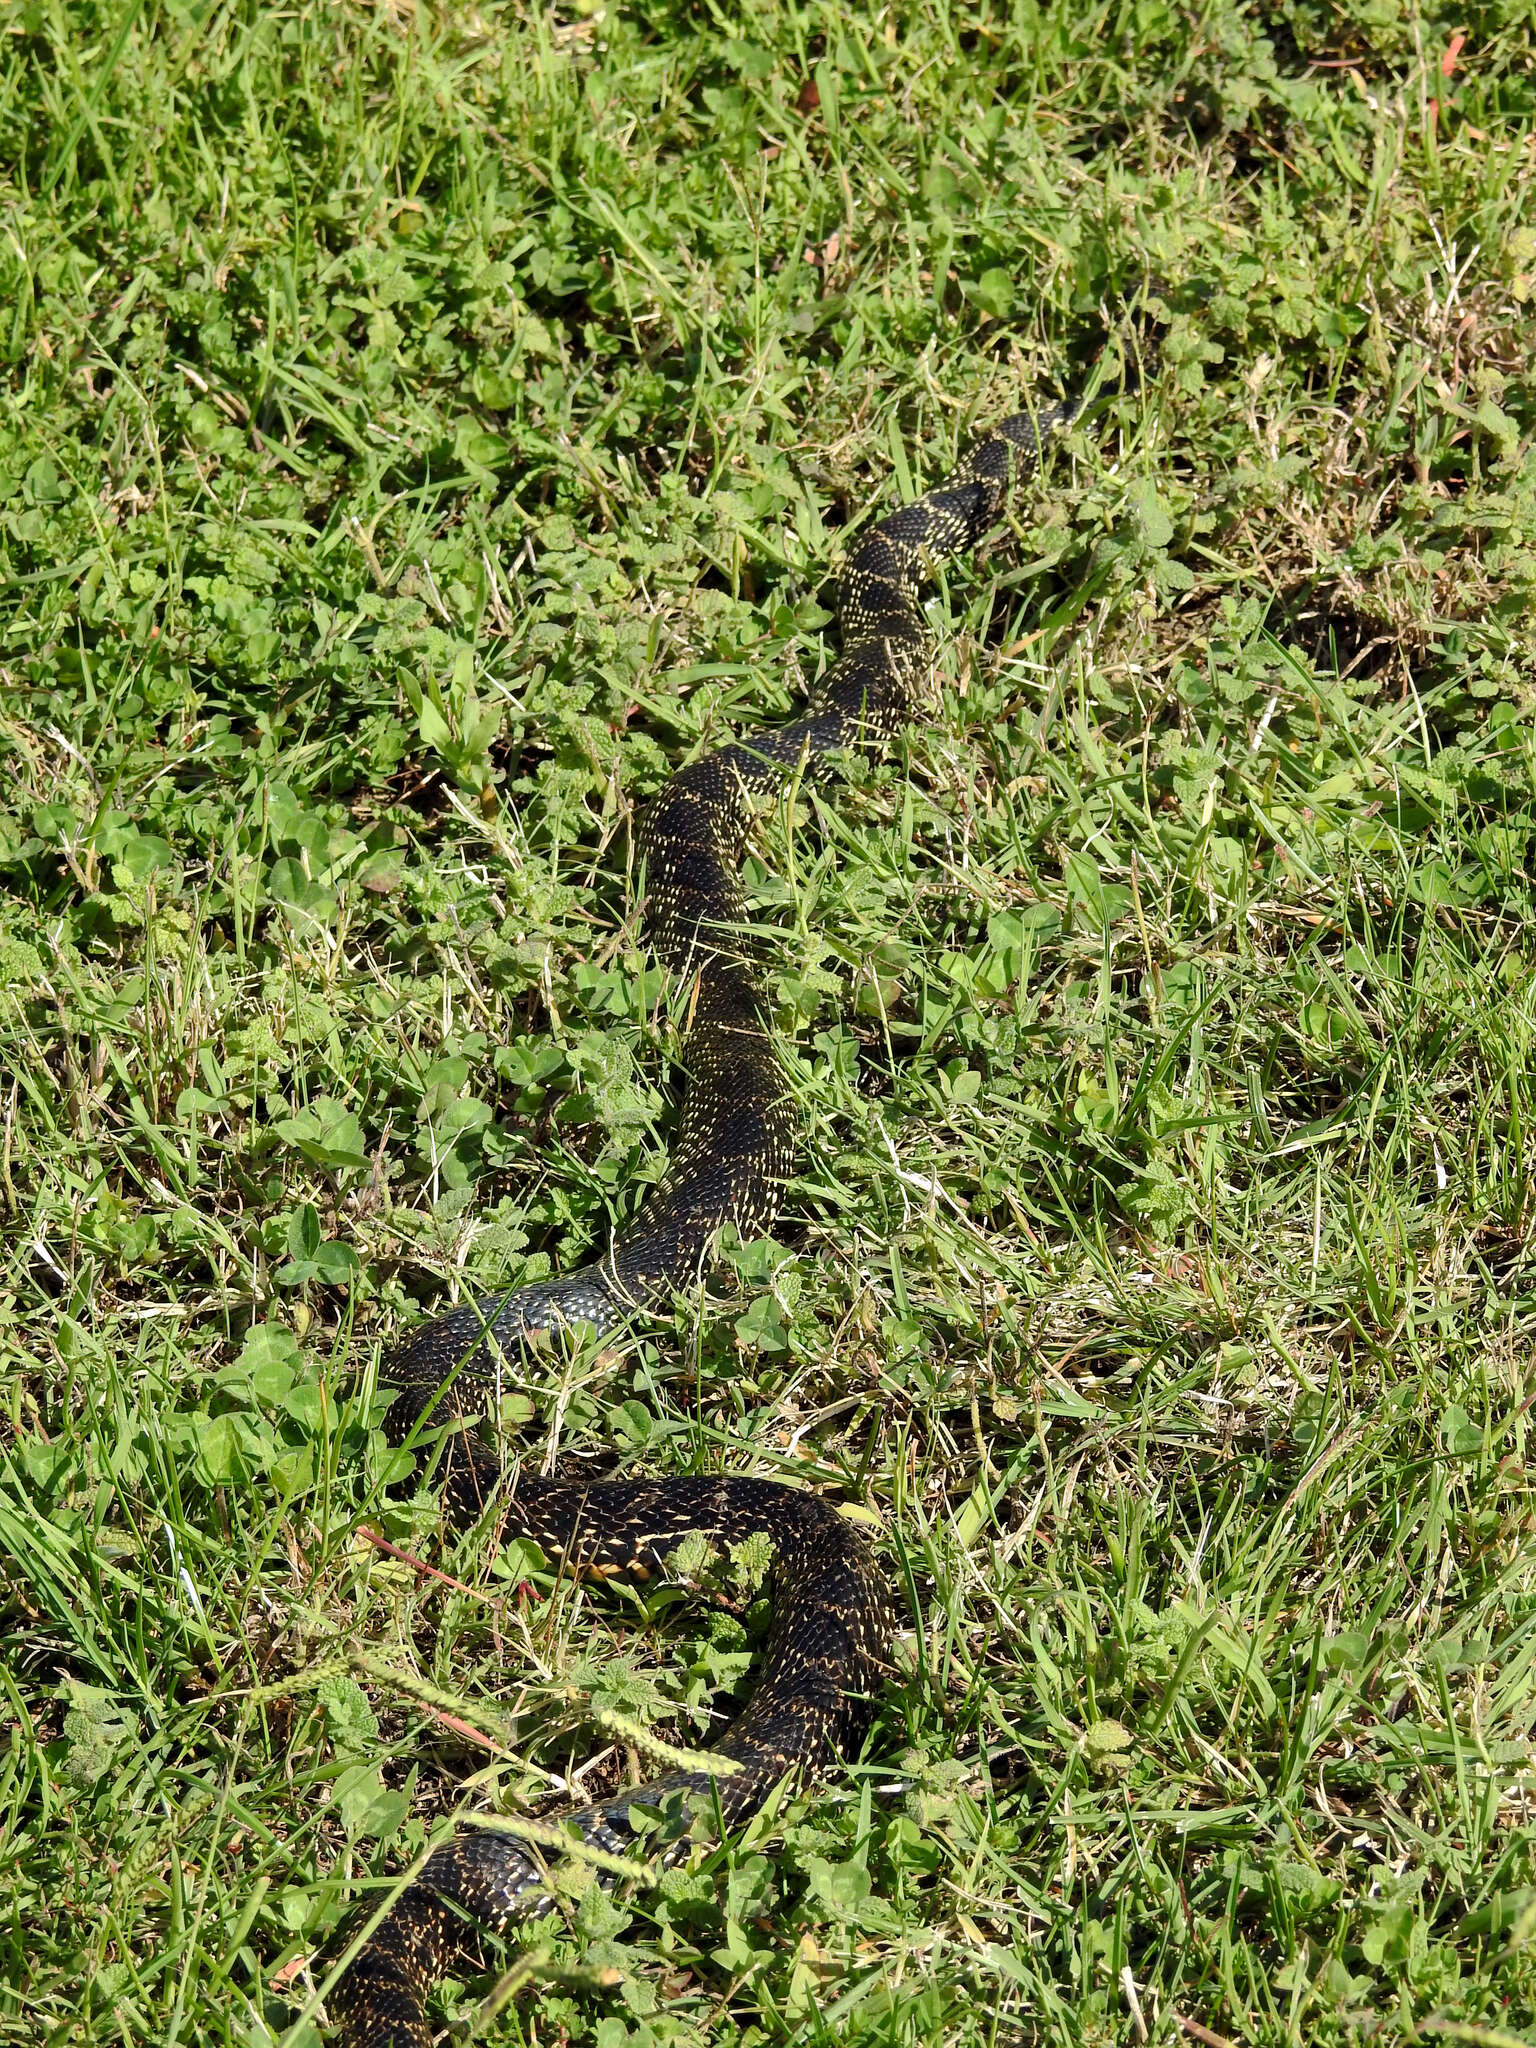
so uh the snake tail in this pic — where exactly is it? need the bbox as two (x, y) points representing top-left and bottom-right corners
(331, 1479), (889, 2046)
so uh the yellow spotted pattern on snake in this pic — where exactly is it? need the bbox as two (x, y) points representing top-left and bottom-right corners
(331, 403), (1075, 2046)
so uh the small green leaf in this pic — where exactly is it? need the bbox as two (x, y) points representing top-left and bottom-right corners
(281, 1379), (328, 1429)
(1360, 1898), (1424, 1966)
(734, 1293), (787, 1353)
(274, 1097), (370, 1171)
(238, 1324), (302, 1374)
(1083, 1718), (1133, 1776)
(60, 1681), (139, 1786)
(310, 1239), (360, 1283)
(1133, 480), (1175, 549)
(319, 1675), (379, 1756)
(113, 833), (177, 882)
(418, 693), (453, 753)
(1441, 1404), (1483, 1457)
(804, 1854), (871, 1919)
(195, 1412), (249, 1485)
(334, 1763), (409, 1838)
(962, 266), (1015, 318)
(1064, 852), (1130, 930)
(287, 1205), (322, 1260)
(24, 455), (67, 504)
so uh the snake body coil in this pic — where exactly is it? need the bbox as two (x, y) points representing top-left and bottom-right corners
(333, 404), (1073, 2046)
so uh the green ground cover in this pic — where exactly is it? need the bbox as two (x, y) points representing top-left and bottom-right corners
(3, 0), (1536, 2041)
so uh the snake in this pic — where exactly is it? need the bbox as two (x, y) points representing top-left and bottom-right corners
(331, 400), (1076, 2046)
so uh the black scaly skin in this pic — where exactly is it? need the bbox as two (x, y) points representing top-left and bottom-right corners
(332, 405), (1075, 2046)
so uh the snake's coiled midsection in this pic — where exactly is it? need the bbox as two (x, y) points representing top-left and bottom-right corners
(330, 402), (1074, 2047)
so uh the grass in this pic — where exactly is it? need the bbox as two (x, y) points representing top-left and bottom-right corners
(2, 0), (1536, 2041)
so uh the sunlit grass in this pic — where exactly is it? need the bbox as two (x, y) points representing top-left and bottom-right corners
(2, 0), (1535, 2042)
